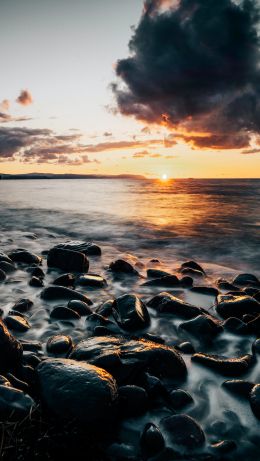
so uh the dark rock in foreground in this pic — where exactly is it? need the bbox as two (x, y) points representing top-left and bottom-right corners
(9, 249), (41, 265)
(249, 384), (260, 419)
(0, 319), (23, 371)
(37, 358), (118, 424)
(109, 259), (139, 275)
(46, 335), (73, 355)
(179, 314), (223, 338)
(148, 292), (203, 319)
(140, 423), (165, 458)
(5, 315), (31, 332)
(222, 380), (254, 397)
(112, 294), (150, 331)
(216, 294), (260, 319)
(0, 383), (34, 418)
(233, 273), (259, 287)
(53, 240), (101, 256)
(192, 352), (253, 376)
(40, 286), (92, 304)
(161, 414), (205, 448)
(77, 274), (107, 288)
(47, 248), (89, 273)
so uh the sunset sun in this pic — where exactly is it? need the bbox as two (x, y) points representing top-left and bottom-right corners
(161, 173), (168, 181)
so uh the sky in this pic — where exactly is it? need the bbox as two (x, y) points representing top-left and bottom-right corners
(0, 0), (260, 178)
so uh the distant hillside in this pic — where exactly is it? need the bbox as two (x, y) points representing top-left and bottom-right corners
(0, 173), (147, 180)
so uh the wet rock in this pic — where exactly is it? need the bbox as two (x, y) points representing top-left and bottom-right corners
(0, 319), (23, 372)
(147, 292), (203, 319)
(180, 261), (206, 274)
(53, 273), (75, 288)
(70, 336), (187, 382)
(250, 384), (260, 419)
(106, 443), (137, 461)
(192, 352), (253, 376)
(29, 276), (44, 287)
(0, 268), (6, 281)
(68, 299), (92, 316)
(223, 317), (249, 334)
(139, 372), (166, 399)
(147, 269), (171, 278)
(247, 314), (260, 335)
(176, 341), (195, 354)
(5, 315), (31, 332)
(0, 252), (13, 264)
(222, 380), (254, 397)
(210, 440), (236, 454)
(180, 267), (205, 277)
(41, 286), (92, 304)
(143, 275), (180, 287)
(47, 247), (89, 273)
(77, 274), (107, 288)
(27, 266), (45, 278)
(252, 338), (260, 354)
(216, 294), (260, 319)
(96, 299), (113, 317)
(9, 249), (41, 265)
(142, 333), (165, 344)
(12, 298), (33, 313)
(53, 240), (101, 256)
(0, 384), (34, 418)
(6, 373), (30, 393)
(0, 261), (16, 273)
(233, 273), (260, 287)
(22, 352), (41, 368)
(112, 294), (150, 331)
(50, 306), (80, 320)
(217, 279), (240, 291)
(190, 286), (218, 296)
(180, 276), (193, 287)
(46, 335), (73, 354)
(109, 259), (139, 275)
(37, 358), (118, 423)
(140, 423), (165, 458)
(21, 340), (42, 352)
(118, 385), (148, 416)
(253, 291), (260, 303)
(179, 314), (223, 338)
(169, 389), (194, 410)
(162, 414), (205, 448)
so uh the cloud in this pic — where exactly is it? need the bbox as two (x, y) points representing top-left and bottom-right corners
(113, 0), (260, 150)
(16, 90), (33, 106)
(133, 149), (162, 158)
(0, 113), (32, 124)
(0, 100), (10, 112)
(81, 139), (161, 152)
(241, 147), (260, 154)
(103, 132), (112, 137)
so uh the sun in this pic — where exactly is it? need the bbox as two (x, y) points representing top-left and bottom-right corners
(161, 173), (168, 181)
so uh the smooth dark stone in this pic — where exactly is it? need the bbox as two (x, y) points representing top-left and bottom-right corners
(139, 372), (166, 399)
(252, 338), (260, 354)
(53, 273), (75, 287)
(192, 352), (253, 376)
(53, 240), (101, 256)
(5, 315), (31, 332)
(233, 273), (260, 287)
(47, 247), (89, 273)
(112, 294), (150, 331)
(169, 389), (194, 410)
(0, 319), (23, 371)
(46, 335), (73, 354)
(8, 249), (41, 265)
(118, 385), (148, 416)
(93, 326), (115, 336)
(179, 314), (223, 338)
(0, 261), (16, 273)
(217, 279), (240, 291)
(216, 294), (260, 319)
(95, 299), (113, 317)
(247, 314), (260, 335)
(210, 440), (237, 454)
(68, 299), (92, 316)
(222, 380), (254, 397)
(147, 292), (203, 319)
(50, 306), (80, 320)
(250, 384), (260, 419)
(70, 336), (187, 382)
(41, 286), (92, 304)
(140, 423), (165, 458)
(0, 384), (34, 418)
(143, 275), (180, 287)
(37, 358), (118, 423)
(29, 276), (44, 287)
(21, 340), (42, 352)
(26, 266), (45, 278)
(13, 298), (33, 313)
(176, 341), (195, 354)
(223, 317), (249, 334)
(161, 414), (205, 448)
(147, 269), (171, 278)
(0, 268), (6, 281)
(181, 267), (205, 277)
(87, 313), (114, 326)
(180, 276), (193, 287)
(77, 274), (107, 288)
(22, 352), (42, 367)
(109, 259), (138, 275)
(6, 373), (29, 393)
(180, 260), (206, 274)
(0, 252), (13, 264)
(190, 286), (219, 296)
(142, 333), (165, 344)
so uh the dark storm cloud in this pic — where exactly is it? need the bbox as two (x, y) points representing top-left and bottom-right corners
(113, 0), (260, 149)
(16, 90), (33, 106)
(0, 127), (51, 159)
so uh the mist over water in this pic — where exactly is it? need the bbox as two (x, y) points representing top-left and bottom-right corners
(0, 178), (259, 272)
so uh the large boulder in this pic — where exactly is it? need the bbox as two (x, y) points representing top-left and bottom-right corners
(0, 319), (23, 372)
(53, 241), (101, 256)
(8, 249), (41, 265)
(233, 273), (259, 288)
(112, 294), (150, 331)
(69, 336), (187, 382)
(147, 292), (203, 319)
(47, 248), (89, 273)
(40, 286), (92, 304)
(37, 358), (118, 424)
(216, 295), (260, 319)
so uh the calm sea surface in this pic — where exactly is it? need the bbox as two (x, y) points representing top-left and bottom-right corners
(0, 178), (259, 272)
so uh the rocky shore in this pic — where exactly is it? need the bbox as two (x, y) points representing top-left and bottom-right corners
(0, 238), (260, 460)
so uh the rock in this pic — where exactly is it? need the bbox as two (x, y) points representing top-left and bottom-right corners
(0, 261), (16, 273)
(106, 443), (137, 461)
(5, 315), (31, 332)
(50, 306), (80, 320)
(252, 338), (260, 354)
(161, 414), (205, 448)
(53, 273), (75, 288)
(0, 252), (13, 264)
(180, 261), (206, 274)
(169, 389), (194, 410)
(77, 274), (107, 288)
(250, 384), (260, 419)
(41, 286), (92, 304)
(68, 299), (92, 316)
(53, 241), (101, 256)
(27, 266), (45, 278)
(190, 286), (219, 296)
(13, 298), (33, 313)
(140, 423), (165, 458)
(142, 333), (165, 344)
(0, 319), (23, 371)
(210, 440), (236, 454)
(143, 275), (180, 287)
(8, 249), (41, 265)
(147, 292), (203, 319)
(192, 352), (253, 376)
(6, 373), (29, 393)
(179, 314), (223, 338)
(22, 352), (41, 368)
(112, 294), (150, 331)
(29, 276), (44, 287)
(147, 269), (171, 278)
(180, 276), (193, 287)
(0, 384), (34, 418)
(0, 268), (6, 281)
(222, 380), (254, 397)
(96, 299), (113, 317)
(47, 248), (89, 273)
(247, 314), (260, 335)
(216, 294), (260, 319)
(70, 336), (187, 382)
(253, 291), (260, 303)
(181, 267), (205, 277)
(176, 342), (195, 354)
(118, 385), (148, 416)
(109, 259), (138, 275)
(223, 317), (249, 334)
(21, 340), (41, 352)
(233, 273), (260, 287)
(217, 279), (240, 291)
(46, 335), (73, 354)
(37, 358), (118, 423)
